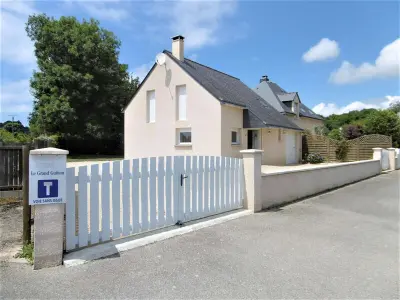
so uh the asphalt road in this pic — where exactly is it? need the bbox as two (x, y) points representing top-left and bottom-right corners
(1, 171), (399, 299)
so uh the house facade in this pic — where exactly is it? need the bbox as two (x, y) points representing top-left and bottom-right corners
(124, 36), (303, 165)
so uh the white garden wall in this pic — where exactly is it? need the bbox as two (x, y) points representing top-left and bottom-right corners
(261, 160), (381, 209)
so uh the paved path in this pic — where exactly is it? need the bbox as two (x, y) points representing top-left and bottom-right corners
(1, 171), (399, 299)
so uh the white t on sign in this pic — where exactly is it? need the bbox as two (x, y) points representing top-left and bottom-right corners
(29, 154), (67, 205)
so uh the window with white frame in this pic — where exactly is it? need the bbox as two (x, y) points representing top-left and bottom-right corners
(176, 85), (187, 120)
(146, 90), (156, 123)
(231, 129), (240, 144)
(177, 128), (192, 145)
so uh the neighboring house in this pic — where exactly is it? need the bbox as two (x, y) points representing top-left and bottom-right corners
(254, 76), (324, 132)
(124, 36), (303, 165)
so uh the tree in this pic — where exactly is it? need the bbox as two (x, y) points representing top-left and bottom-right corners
(26, 14), (139, 154)
(389, 100), (400, 114)
(364, 110), (400, 147)
(324, 108), (376, 131)
(0, 121), (29, 134)
(343, 124), (364, 140)
(328, 128), (343, 140)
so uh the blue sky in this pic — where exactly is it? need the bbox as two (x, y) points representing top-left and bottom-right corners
(1, 0), (399, 125)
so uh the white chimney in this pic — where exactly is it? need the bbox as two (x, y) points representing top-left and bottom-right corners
(172, 35), (185, 61)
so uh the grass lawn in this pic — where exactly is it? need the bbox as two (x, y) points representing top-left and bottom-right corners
(67, 155), (123, 162)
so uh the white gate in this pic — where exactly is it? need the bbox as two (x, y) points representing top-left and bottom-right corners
(381, 149), (390, 170)
(65, 156), (243, 251)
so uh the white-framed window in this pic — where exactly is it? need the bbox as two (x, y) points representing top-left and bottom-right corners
(231, 129), (240, 145)
(176, 85), (187, 120)
(146, 90), (155, 123)
(177, 128), (192, 145)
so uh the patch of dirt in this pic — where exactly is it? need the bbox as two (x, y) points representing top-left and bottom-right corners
(0, 202), (23, 261)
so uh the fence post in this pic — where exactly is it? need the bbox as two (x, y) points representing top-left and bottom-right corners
(29, 147), (68, 269)
(240, 149), (263, 213)
(387, 148), (396, 171)
(372, 147), (383, 171)
(22, 146), (31, 244)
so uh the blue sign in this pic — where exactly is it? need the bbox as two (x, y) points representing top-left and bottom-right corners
(38, 179), (58, 198)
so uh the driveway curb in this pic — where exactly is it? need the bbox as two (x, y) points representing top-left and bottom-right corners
(63, 210), (252, 267)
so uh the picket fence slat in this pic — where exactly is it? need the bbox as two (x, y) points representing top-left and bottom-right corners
(112, 161), (121, 239)
(141, 158), (149, 231)
(230, 157), (235, 208)
(157, 157), (165, 227)
(65, 155), (244, 251)
(215, 157), (220, 212)
(204, 156), (209, 213)
(122, 160), (130, 236)
(131, 159), (140, 234)
(78, 166), (88, 247)
(66, 168), (76, 250)
(101, 162), (111, 242)
(191, 156), (198, 218)
(198, 156), (204, 215)
(165, 156), (173, 224)
(149, 157), (157, 229)
(184, 156), (191, 217)
(90, 164), (100, 245)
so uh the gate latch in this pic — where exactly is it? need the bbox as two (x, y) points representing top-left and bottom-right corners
(180, 174), (188, 186)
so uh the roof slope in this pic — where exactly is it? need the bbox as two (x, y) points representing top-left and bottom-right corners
(254, 81), (323, 121)
(163, 51), (302, 131)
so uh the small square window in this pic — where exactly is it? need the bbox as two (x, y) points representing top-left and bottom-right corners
(177, 128), (192, 145)
(231, 130), (240, 144)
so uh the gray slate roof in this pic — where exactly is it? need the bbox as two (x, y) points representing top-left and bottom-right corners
(163, 51), (302, 131)
(254, 81), (324, 121)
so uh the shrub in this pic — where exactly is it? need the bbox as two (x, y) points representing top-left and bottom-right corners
(33, 134), (59, 148)
(328, 128), (344, 140)
(335, 140), (349, 161)
(307, 153), (324, 164)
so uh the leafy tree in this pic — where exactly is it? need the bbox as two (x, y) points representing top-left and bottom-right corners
(0, 128), (31, 145)
(0, 121), (29, 134)
(364, 110), (400, 147)
(389, 100), (400, 114)
(324, 109), (376, 131)
(327, 128), (343, 140)
(26, 14), (139, 154)
(343, 124), (364, 140)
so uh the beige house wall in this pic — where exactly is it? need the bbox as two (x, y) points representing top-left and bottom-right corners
(290, 116), (324, 132)
(261, 128), (301, 165)
(220, 105), (246, 158)
(124, 55), (222, 159)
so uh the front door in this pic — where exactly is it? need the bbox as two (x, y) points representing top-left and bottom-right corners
(247, 130), (260, 149)
(285, 133), (297, 164)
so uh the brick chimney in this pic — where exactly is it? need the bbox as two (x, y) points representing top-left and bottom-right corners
(172, 35), (185, 61)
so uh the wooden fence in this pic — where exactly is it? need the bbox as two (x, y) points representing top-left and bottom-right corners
(303, 134), (392, 162)
(0, 146), (25, 190)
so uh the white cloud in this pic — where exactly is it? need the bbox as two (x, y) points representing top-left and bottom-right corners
(74, 1), (129, 21)
(330, 39), (400, 84)
(146, 0), (238, 50)
(0, 79), (33, 113)
(0, 1), (37, 69)
(312, 95), (400, 117)
(302, 38), (340, 63)
(130, 62), (154, 82)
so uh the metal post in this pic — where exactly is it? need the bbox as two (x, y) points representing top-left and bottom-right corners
(22, 145), (31, 244)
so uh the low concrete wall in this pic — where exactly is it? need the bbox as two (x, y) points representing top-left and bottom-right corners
(261, 159), (381, 209)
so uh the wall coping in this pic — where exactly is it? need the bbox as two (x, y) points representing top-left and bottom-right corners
(262, 159), (379, 177)
(240, 149), (264, 154)
(30, 147), (69, 155)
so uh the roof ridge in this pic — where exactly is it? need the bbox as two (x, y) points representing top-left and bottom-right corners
(163, 50), (240, 80)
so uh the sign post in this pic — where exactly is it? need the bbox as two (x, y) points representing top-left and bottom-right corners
(29, 147), (69, 269)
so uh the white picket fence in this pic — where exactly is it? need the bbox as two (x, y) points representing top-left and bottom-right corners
(65, 156), (243, 251)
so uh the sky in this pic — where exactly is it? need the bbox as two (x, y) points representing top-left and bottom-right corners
(1, 0), (399, 126)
